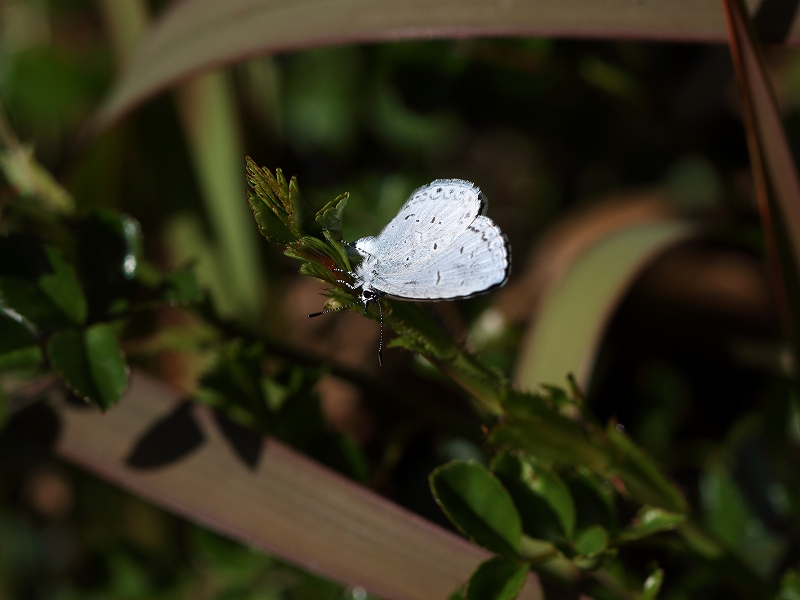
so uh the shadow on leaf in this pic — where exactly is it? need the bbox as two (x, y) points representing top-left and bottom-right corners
(4, 401), (62, 450)
(126, 401), (205, 468)
(213, 408), (263, 470)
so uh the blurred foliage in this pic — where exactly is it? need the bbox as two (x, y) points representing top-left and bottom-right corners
(1, 0), (800, 599)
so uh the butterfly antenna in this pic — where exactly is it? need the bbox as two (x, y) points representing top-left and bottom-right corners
(377, 301), (384, 366)
(307, 300), (359, 319)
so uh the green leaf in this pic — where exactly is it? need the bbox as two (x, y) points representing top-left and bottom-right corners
(465, 557), (528, 600)
(299, 261), (339, 285)
(245, 158), (309, 241)
(284, 236), (348, 273)
(575, 525), (608, 556)
(642, 564), (664, 600)
(0, 308), (42, 369)
(48, 324), (129, 410)
(491, 451), (575, 541)
(619, 506), (686, 542)
(315, 192), (349, 239)
(38, 245), (88, 325)
(0, 346), (43, 370)
(489, 405), (610, 474)
(0, 235), (87, 326)
(322, 229), (353, 272)
(606, 423), (688, 513)
(248, 190), (295, 244)
(429, 460), (522, 557)
(699, 467), (750, 550)
(567, 469), (618, 533)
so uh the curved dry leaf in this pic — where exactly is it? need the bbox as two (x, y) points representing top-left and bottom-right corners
(514, 213), (696, 391)
(722, 0), (800, 348)
(45, 371), (544, 600)
(92, 0), (786, 131)
(496, 191), (674, 323)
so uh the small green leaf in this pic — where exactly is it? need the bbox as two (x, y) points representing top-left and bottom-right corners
(322, 229), (353, 271)
(85, 324), (129, 408)
(429, 460), (523, 557)
(0, 308), (42, 369)
(489, 409), (608, 474)
(245, 158), (310, 240)
(48, 324), (129, 410)
(0, 346), (43, 370)
(248, 190), (294, 243)
(0, 235), (87, 326)
(642, 564), (664, 600)
(575, 525), (608, 556)
(572, 549), (617, 572)
(283, 169), (306, 235)
(314, 192), (348, 238)
(299, 261), (338, 285)
(38, 245), (88, 325)
(284, 235), (347, 272)
(620, 506), (686, 542)
(699, 467), (750, 550)
(491, 452), (576, 541)
(567, 469), (617, 530)
(607, 423), (688, 513)
(465, 557), (528, 600)
(48, 329), (93, 400)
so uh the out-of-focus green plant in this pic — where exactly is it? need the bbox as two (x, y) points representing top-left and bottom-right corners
(0, 128), (203, 411)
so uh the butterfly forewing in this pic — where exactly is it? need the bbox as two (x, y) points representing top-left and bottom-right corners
(371, 179), (487, 271)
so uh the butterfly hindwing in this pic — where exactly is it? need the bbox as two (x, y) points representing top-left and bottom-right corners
(371, 215), (510, 300)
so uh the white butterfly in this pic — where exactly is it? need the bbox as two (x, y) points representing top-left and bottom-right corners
(310, 179), (511, 363)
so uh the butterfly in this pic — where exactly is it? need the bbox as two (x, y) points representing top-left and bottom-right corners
(309, 179), (511, 364)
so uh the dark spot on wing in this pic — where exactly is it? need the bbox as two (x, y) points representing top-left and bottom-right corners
(433, 243), (437, 250)
(436, 271), (441, 284)
(460, 247), (464, 254)
(431, 216), (435, 223)
(405, 213), (415, 220)
(437, 187), (442, 192)
(404, 281), (417, 285)
(406, 257), (409, 261)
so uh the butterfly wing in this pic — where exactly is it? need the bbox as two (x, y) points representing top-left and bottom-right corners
(372, 214), (510, 300)
(370, 179), (488, 272)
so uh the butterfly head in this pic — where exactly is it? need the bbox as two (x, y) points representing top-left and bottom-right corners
(360, 288), (383, 313)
